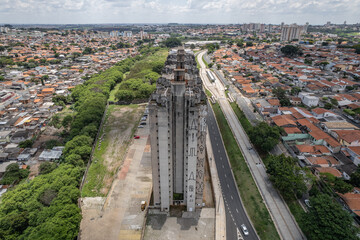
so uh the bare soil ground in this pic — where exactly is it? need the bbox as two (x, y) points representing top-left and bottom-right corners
(81, 104), (145, 197)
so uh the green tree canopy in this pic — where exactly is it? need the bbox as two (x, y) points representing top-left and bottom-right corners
(280, 45), (303, 57)
(302, 194), (359, 240)
(0, 163), (29, 185)
(266, 154), (306, 200)
(249, 122), (281, 152)
(163, 38), (182, 48)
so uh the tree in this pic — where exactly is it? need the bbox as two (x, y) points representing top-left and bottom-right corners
(152, 61), (164, 74)
(115, 89), (134, 102)
(49, 114), (61, 128)
(248, 122), (281, 152)
(39, 162), (57, 175)
(62, 115), (73, 129)
(82, 47), (94, 55)
(19, 139), (33, 148)
(273, 87), (291, 106)
(0, 163), (29, 185)
(333, 178), (353, 194)
(302, 194), (359, 240)
(163, 38), (182, 48)
(45, 139), (61, 149)
(330, 98), (338, 106)
(280, 45), (303, 57)
(266, 154), (306, 200)
(350, 171), (360, 187)
(324, 103), (333, 109)
(190, 44), (195, 50)
(246, 42), (253, 47)
(291, 86), (301, 96)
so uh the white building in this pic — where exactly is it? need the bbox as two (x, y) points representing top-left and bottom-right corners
(298, 92), (319, 107)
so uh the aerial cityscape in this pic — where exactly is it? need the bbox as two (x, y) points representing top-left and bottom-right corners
(0, 1), (360, 240)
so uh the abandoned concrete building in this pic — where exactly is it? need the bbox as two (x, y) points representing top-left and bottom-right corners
(149, 48), (207, 212)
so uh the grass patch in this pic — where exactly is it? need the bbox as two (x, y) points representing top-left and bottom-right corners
(230, 101), (253, 132)
(195, 54), (200, 69)
(81, 104), (142, 197)
(81, 105), (113, 197)
(202, 55), (209, 68)
(205, 89), (212, 97)
(108, 82), (122, 102)
(212, 103), (280, 240)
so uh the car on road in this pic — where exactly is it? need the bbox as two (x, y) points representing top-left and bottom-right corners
(134, 135), (140, 139)
(241, 224), (249, 236)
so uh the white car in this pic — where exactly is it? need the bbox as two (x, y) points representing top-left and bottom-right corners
(241, 224), (249, 236)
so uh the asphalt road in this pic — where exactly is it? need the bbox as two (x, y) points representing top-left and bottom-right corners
(198, 50), (305, 240)
(207, 103), (259, 240)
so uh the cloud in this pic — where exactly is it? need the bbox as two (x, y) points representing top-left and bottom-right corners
(0, 0), (358, 24)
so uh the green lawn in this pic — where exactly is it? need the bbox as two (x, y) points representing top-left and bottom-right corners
(211, 103), (280, 240)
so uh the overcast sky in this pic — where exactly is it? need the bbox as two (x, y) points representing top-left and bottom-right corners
(0, 0), (359, 25)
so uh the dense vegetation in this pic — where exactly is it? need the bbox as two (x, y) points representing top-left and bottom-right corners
(0, 163), (29, 185)
(265, 154), (306, 200)
(0, 164), (82, 240)
(114, 48), (167, 102)
(301, 194), (359, 240)
(280, 45), (303, 57)
(161, 37), (182, 48)
(0, 48), (165, 239)
(248, 122), (282, 153)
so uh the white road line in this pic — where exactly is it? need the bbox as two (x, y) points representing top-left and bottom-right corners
(236, 208), (239, 213)
(231, 195), (233, 200)
(227, 184), (230, 188)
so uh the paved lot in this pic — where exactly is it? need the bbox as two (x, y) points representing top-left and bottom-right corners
(79, 119), (152, 240)
(144, 208), (215, 240)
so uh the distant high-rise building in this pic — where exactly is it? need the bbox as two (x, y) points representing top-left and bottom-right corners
(149, 48), (207, 212)
(123, 31), (132, 38)
(280, 23), (305, 42)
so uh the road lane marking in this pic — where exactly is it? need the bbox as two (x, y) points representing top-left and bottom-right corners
(236, 208), (239, 213)
(231, 195), (233, 200)
(227, 184), (229, 188)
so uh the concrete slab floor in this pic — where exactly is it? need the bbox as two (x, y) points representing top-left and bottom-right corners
(144, 208), (215, 240)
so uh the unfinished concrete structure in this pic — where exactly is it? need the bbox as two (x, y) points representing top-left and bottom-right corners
(149, 48), (207, 212)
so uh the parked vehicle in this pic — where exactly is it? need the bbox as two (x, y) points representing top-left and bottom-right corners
(134, 135), (140, 139)
(304, 199), (311, 208)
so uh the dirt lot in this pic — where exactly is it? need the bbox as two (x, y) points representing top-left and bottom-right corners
(79, 107), (152, 240)
(81, 104), (145, 197)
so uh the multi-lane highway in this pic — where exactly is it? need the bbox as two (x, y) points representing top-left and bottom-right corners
(196, 51), (259, 240)
(207, 103), (259, 240)
(198, 50), (305, 240)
